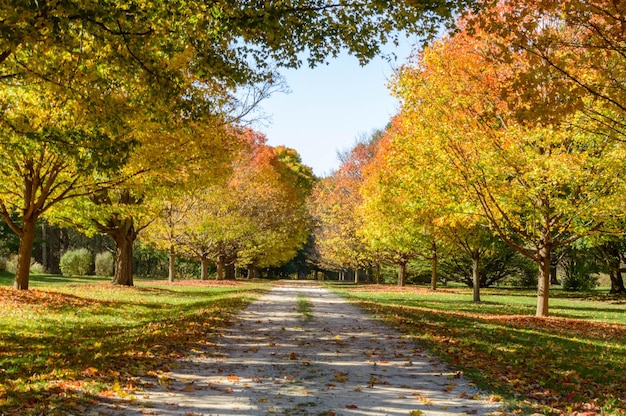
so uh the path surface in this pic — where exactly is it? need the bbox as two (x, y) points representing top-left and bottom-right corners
(92, 283), (503, 416)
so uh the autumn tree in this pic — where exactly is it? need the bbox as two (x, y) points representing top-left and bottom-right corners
(393, 24), (626, 316)
(235, 145), (314, 276)
(163, 131), (313, 280)
(310, 138), (379, 281)
(472, 0), (626, 139)
(358, 120), (442, 288)
(55, 118), (238, 286)
(0, 81), (135, 290)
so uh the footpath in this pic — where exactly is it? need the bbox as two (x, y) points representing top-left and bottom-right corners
(91, 283), (503, 416)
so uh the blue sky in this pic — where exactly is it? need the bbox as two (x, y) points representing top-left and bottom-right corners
(257, 40), (416, 177)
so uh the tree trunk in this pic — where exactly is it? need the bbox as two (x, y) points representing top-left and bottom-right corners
(247, 266), (259, 279)
(536, 245), (551, 317)
(14, 217), (37, 290)
(607, 251), (626, 294)
(611, 269), (626, 294)
(41, 221), (48, 273)
(431, 240), (438, 291)
(550, 257), (559, 285)
(472, 253), (481, 303)
(398, 260), (407, 287)
(354, 268), (359, 283)
(217, 254), (225, 280)
(375, 263), (381, 285)
(168, 245), (175, 282)
(225, 263), (235, 280)
(110, 218), (136, 286)
(201, 256), (209, 281)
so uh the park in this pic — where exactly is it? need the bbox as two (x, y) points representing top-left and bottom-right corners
(1, 0), (626, 415)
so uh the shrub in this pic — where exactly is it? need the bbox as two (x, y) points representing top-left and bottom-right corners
(30, 261), (46, 273)
(3, 254), (45, 274)
(59, 248), (93, 277)
(4, 254), (18, 274)
(95, 251), (114, 277)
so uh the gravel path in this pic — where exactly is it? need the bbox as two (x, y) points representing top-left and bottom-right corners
(92, 283), (503, 416)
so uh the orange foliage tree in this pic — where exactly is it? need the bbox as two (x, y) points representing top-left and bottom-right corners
(391, 20), (626, 316)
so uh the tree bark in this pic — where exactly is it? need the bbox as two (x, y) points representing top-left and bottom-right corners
(225, 263), (235, 280)
(41, 221), (48, 273)
(247, 266), (259, 279)
(472, 253), (481, 303)
(14, 217), (37, 290)
(550, 257), (559, 285)
(201, 256), (209, 281)
(217, 254), (225, 280)
(168, 245), (175, 282)
(611, 269), (626, 294)
(536, 245), (551, 317)
(397, 260), (407, 287)
(431, 240), (438, 291)
(606, 246), (626, 294)
(110, 218), (136, 286)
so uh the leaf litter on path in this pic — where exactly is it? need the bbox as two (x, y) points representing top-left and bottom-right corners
(90, 283), (504, 415)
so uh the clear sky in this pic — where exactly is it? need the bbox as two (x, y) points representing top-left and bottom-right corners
(257, 40), (416, 177)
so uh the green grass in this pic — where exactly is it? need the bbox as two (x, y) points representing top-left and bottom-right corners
(0, 275), (270, 415)
(329, 283), (626, 415)
(0, 270), (112, 287)
(296, 294), (313, 320)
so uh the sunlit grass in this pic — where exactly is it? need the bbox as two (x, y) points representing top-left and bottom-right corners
(329, 283), (626, 415)
(0, 277), (271, 415)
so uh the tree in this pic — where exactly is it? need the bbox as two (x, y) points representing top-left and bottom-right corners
(163, 131), (313, 280)
(0, 83), (134, 289)
(472, 0), (626, 139)
(55, 118), (238, 286)
(358, 121), (442, 288)
(235, 145), (314, 274)
(1, 1), (477, 85)
(392, 24), (626, 316)
(310, 138), (379, 280)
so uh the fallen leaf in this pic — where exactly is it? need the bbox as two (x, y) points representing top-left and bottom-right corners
(181, 383), (196, 392)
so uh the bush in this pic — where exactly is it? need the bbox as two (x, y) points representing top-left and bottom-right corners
(59, 248), (93, 277)
(3, 254), (46, 274)
(30, 261), (46, 273)
(95, 251), (114, 277)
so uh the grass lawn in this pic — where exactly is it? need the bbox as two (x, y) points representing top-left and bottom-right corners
(329, 283), (626, 415)
(0, 272), (270, 415)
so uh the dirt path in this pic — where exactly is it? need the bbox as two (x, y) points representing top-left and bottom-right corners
(91, 283), (503, 416)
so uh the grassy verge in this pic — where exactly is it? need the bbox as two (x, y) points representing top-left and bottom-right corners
(0, 276), (270, 415)
(329, 283), (626, 415)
